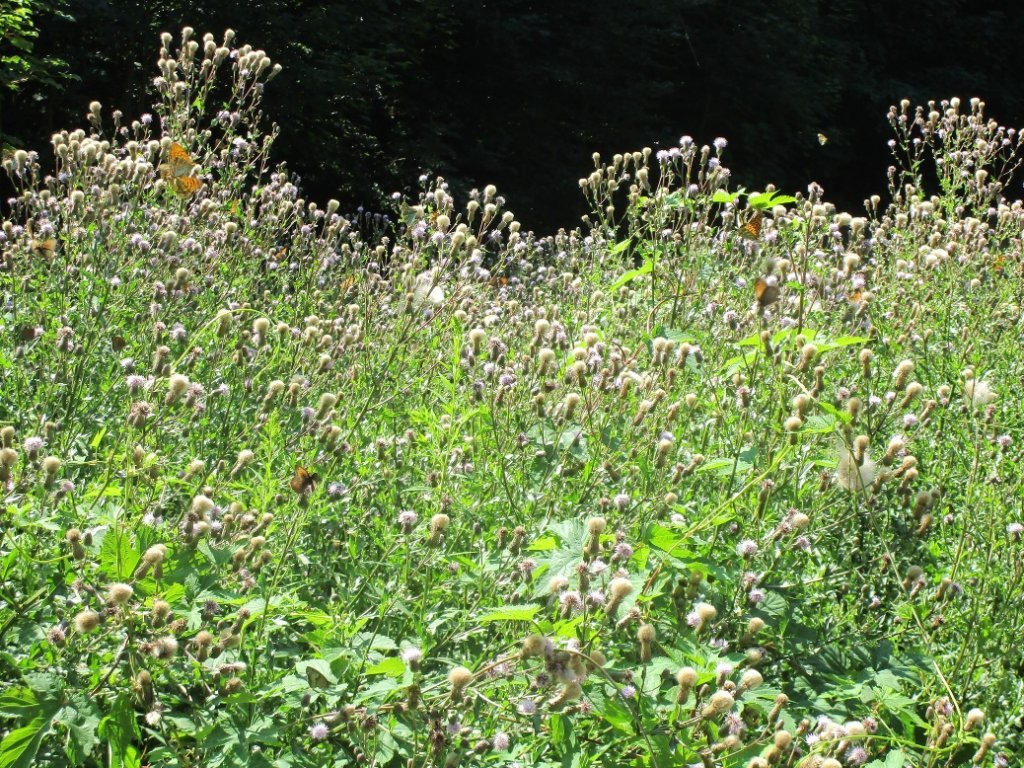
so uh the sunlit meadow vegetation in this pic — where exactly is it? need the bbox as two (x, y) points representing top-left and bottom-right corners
(2, 27), (1024, 768)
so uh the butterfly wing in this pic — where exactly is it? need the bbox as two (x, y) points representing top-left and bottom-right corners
(290, 466), (318, 494)
(167, 142), (195, 172)
(32, 238), (57, 257)
(159, 143), (201, 195)
(171, 175), (203, 196)
(754, 277), (780, 307)
(290, 466), (309, 494)
(739, 211), (763, 240)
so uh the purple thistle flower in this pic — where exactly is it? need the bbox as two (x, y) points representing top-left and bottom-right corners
(736, 539), (758, 558)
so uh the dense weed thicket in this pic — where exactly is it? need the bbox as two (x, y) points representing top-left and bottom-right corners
(2, 28), (1024, 768)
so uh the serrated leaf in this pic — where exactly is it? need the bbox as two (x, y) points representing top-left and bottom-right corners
(646, 524), (682, 552)
(98, 527), (139, 580)
(753, 591), (789, 620)
(57, 695), (101, 763)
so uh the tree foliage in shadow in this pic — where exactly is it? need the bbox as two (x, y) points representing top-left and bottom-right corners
(4, 0), (1023, 231)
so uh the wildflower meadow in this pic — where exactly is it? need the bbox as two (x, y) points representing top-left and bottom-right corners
(2, 28), (1024, 768)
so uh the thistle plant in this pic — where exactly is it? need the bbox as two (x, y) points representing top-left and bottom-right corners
(1, 27), (1023, 768)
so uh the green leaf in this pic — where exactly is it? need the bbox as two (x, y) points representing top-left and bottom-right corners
(0, 717), (50, 768)
(588, 687), (634, 734)
(0, 688), (37, 718)
(867, 751), (908, 768)
(711, 190), (739, 204)
(100, 694), (141, 768)
(752, 591), (789, 621)
(828, 335), (869, 347)
(57, 695), (101, 764)
(720, 350), (760, 374)
(749, 190), (797, 208)
(528, 536), (558, 552)
(295, 659), (337, 686)
(696, 456), (752, 478)
(646, 524), (682, 552)
(526, 421), (590, 462)
(736, 332), (762, 348)
(609, 258), (653, 291)
(351, 632), (398, 652)
(98, 527), (140, 580)
(817, 400), (852, 424)
(802, 414), (838, 434)
(364, 657), (405, 677)
(477, 605), (541, 623)
(649, 326), (695, 345)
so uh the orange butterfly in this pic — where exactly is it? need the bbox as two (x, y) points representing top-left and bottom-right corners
(739, 210), (763, 240)
(289, 465), (319, 495)
(339, 274), (356, 297)
(754, 277), (780, 308)
(31, 238), (57, 258)
(159, 142), (203, 196)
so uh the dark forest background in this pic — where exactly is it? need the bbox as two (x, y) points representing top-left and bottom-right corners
(3, 0), (1023, 231)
